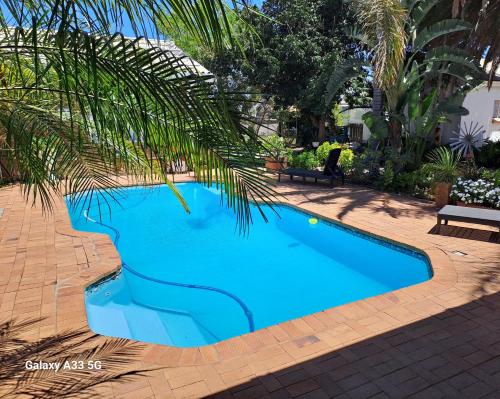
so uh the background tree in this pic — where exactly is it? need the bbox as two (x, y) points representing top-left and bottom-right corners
(240, 0), (371, 143)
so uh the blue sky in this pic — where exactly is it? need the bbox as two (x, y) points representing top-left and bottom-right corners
(1, 1), (264, 38)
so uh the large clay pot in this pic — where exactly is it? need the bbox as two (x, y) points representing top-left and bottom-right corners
(265, 157), (287, 171)
(434, 182), (452, 207)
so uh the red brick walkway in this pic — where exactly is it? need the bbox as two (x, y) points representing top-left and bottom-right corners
(0, 179), (499, 398)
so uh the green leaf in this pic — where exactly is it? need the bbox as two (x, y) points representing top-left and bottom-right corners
(413, 19), (471, 51)
(0, 2), (278, 231)
(324, 59), (367, 107)
(423, 46), (481, 73)
(362, 111), (388, 140)
(410, 0), (441, 28)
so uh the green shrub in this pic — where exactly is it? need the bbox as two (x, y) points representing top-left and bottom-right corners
(423, 147), (460, 183)
(262, 135), (291, 159)
(477, 140), (500, 168)
(480, 168), (500, 186)
(289, 151), (319, 170)
(391, 168), (434, 197)
(377, 160), (394, 190)
(316, 142), (354, 172)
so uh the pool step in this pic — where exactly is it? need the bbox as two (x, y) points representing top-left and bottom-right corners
(86, 303), (132, 338)
(124, 306), (175, 346)
(88, 299), (215, 346)
(157, 310), (216, 346)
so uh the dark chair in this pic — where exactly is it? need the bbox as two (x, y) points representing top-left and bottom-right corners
(278, 148), (345, 187)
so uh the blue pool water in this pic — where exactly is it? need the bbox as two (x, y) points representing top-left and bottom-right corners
(66, 183), (432, 347)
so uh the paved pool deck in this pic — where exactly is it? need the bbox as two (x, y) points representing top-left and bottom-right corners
(0, 177), (499, 398)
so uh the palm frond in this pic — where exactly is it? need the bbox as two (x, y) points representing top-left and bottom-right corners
(349, 0), (408, 90)
(325, 58), (368, 107)
(0, 1), (277, 230)
(0, 318), (147, 399)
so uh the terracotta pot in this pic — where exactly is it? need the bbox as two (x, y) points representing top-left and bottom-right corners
(434, 182), (452, 207)
(265, 156), (287, 171)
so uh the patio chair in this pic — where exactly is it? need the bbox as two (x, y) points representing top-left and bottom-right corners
(278, 148), (345, 187)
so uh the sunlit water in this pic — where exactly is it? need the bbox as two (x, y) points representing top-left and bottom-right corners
(66, 183), (432, 347)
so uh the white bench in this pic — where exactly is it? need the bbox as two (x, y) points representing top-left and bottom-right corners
(437, 205), (500, 232)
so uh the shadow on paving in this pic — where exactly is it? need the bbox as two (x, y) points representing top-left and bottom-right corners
(429, 224), (499, 244)
(206, 292), (500, 399)
(276, 182), (436, 221)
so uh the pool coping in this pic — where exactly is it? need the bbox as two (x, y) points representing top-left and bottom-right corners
(57, 178), (457, 364)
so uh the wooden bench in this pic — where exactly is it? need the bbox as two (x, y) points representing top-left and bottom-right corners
(437, 205), (500, 232)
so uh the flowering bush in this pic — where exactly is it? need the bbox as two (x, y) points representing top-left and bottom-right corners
(450, 178), (500, 208)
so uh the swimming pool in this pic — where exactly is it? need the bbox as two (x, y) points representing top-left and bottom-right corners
(67, 183), (432, 347)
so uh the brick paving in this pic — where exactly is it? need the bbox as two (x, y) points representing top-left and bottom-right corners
(0, 177), (499, 398)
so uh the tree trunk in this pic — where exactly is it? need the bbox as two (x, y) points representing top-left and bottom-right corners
(318, 115), (327, 143)
(372, 85), (384, 116)
(388, 117), (402, 152)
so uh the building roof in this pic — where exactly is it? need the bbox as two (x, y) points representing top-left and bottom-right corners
(129, 37), (211, 77)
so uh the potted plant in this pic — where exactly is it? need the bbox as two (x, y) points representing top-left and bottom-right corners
(424, 147), (460, 207)
(263, 135), (290, 171)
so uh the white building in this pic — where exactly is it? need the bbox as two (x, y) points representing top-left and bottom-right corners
(458, 80), (500, 143)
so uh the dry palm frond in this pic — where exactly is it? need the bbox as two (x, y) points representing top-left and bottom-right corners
(350, 0), (408, 90)
(452, 0), (500, 88)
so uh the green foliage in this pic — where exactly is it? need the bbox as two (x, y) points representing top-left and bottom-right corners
(477, 141), (500, 168)
(423, 147), (460, 183)
(390, 168), (434, 198)
(289, 151), (319, 170)
(351, 149), (382, 182)
(262, 135), (291, 159)
(316, 142), (354, 172)
(480, 168), (500, 186)
(242, 0), (370, 121)
(0, 0), (277, 230)
(347, 0), (481, 157)
(378, 160), (395, 191)
(331, 104), (346, 127)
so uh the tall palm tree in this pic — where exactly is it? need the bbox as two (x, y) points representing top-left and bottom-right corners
(0, 0), (277, 229)
(335, 0), (479, 152)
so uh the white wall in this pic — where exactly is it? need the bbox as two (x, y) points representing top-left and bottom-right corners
(460, 81), (500, 143)
(341, 107), (371, 142)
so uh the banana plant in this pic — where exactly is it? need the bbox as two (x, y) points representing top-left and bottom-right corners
(343, 0), (482, 152)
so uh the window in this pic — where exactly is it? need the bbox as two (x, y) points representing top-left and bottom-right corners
(494, 100), (500, 119)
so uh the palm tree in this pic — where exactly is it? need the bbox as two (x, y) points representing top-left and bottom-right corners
(0, 0), (277, 229)
(330, 0), (480, 153)
(1, 318), (146, 398)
